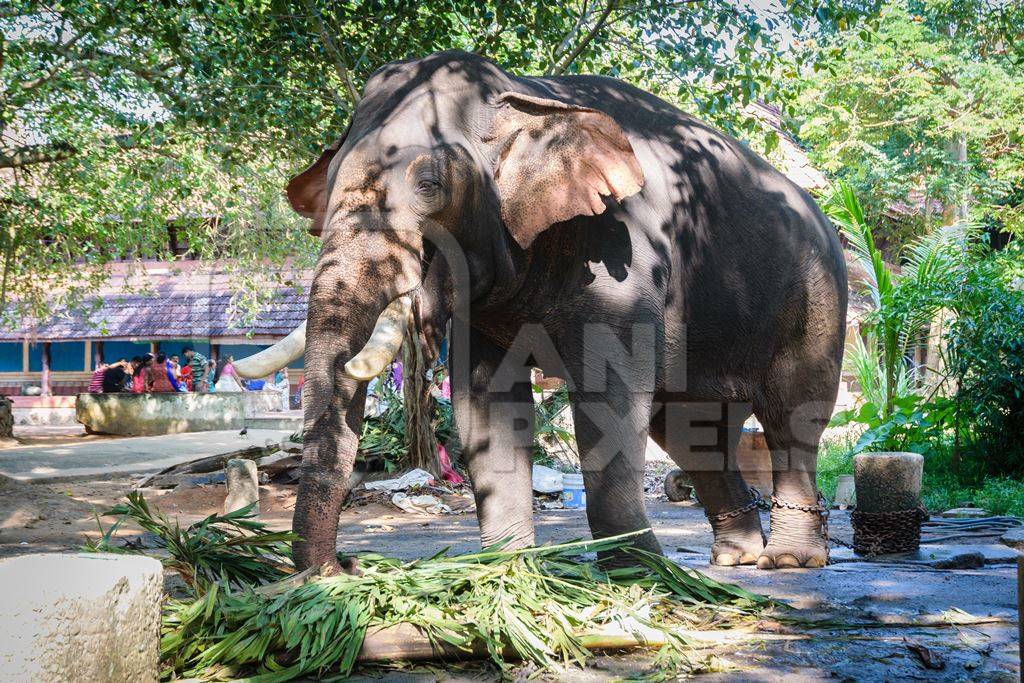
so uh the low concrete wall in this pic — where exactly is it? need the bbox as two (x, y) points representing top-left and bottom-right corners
(77, 392), (249, 435)
(0, 553), (162, 682)
(12, 396), (83, 426)
(76, 390), (287, 436)
(240, 390), (286, 417)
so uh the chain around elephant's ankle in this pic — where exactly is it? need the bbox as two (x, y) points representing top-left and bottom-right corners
(710, 487), (766, 522)
(767, 491), (830, 558)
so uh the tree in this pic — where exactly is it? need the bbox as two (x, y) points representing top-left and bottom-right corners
(1, 0), (872, 321)
(794, 0), (1024, 248)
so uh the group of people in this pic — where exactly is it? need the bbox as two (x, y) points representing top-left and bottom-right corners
(88, 345), (295, 409)
(88, 347), (239, 394)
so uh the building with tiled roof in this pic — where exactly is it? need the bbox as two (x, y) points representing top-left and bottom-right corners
(0, 260), (311, 395)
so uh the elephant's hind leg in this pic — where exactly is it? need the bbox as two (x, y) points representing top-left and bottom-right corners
(754, 357), (838, 569)
(650, 401), (765, 566)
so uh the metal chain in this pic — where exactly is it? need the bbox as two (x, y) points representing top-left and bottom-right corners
(769, 492), (830, 556)
(848, 504), (930, 556)
(710, 486), (767, 522)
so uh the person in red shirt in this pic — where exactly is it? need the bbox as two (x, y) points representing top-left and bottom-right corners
(179, 362), (193, 391)
(131, 355), (151, 393)
(88, 363), (107, 393)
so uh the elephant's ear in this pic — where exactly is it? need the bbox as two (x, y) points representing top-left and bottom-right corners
(286, 133), (346, 236)
(490, 92), (644, 249)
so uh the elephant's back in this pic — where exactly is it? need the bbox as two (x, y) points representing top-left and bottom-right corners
(529, 73), (847, 387)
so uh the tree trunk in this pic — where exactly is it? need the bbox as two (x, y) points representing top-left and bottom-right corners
(402, 325), (439, 477)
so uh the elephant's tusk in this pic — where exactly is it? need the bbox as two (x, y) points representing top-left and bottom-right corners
(344, 294), (413, 381)
(233, 321), (307, 379)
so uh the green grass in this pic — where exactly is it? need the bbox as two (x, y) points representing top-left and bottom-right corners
(816, 435), (1024, 516)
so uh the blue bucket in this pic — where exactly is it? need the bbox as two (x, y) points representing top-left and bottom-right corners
(562, 473), (586, 509)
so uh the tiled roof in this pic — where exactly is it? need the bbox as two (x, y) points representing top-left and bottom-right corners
(0, 261), (312, 342)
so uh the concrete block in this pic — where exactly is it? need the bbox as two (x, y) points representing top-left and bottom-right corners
(0, 553), (162, 682)
(76, 392), (248, 435)
(224, 458), (259, 515)
(853, 452), (923, 512)
(1001, 526), (1024, 550)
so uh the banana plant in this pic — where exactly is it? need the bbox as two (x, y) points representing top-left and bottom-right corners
(820, 181), (976, 423)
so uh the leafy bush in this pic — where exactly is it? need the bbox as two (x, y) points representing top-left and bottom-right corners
(943, 241), (1024, 475)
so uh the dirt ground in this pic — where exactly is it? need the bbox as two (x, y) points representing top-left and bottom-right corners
(0, 427), (1019, 681)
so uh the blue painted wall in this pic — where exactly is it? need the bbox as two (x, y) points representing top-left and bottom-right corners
(101, 341), (152, 363)
(29, 342), (86, 372)
(0, 342), (21, 372)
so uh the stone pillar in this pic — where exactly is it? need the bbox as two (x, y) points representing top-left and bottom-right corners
(0, 553), (162, 682)
(853, 452), (924, 512)
(224, 458), (259, 515)
(40, 342), (51, 397)
(0, 396), (13, 443)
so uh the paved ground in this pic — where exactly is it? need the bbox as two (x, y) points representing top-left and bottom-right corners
(0, 425), (1018, 680)
(0, 428), (292, 482)
(339, 502), (1019, 681)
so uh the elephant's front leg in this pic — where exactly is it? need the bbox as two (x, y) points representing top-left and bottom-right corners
(570, 388), (662, 557)
(650, 403), (766, 566)
(454, 329), (536, 549)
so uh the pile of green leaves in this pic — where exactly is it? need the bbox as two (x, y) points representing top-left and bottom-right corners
(532, 381), (578, 469)
(91, 494), (769, 681)
(161, 537), (766, 681)
(85, 491), (295, 591)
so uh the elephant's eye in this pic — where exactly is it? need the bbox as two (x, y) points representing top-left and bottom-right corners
(416, 179), (441, 194)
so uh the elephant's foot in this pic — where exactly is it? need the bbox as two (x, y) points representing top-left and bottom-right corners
(708, 506), (765, 566)
(757, 495), (828, 569)
(315, 555), (362, 577)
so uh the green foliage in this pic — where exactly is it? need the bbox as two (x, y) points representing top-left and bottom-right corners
(822, 181), (975, 425)
(532, 381), (578, 468)
(832, 394), (955, 455)
(357, 380), (408, 472)
(357, 378), (455, 472)
(942, 241), (1024, 475)
(824, 181), (1024, 478)
(160, 534), (768, 681)
(90, 491), (770, 681)
(817, 438), (1024, 516)
(84, 491), (296, 591)
(796, 0), (1024, 244)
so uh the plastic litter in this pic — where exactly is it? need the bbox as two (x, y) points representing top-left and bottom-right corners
(364, 468), (434, 492)
(532, 464), (564, 493)
(392, 492), (451, 515)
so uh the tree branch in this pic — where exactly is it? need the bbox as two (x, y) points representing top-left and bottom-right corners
(302, 0), (360, 104)
(546, 0), (617, 75)
(0, 134), (137, 169)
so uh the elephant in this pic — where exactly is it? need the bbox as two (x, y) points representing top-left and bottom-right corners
(237, 50), (847, 573)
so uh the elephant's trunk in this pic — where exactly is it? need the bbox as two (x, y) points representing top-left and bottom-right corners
(292, 219), (423, 573)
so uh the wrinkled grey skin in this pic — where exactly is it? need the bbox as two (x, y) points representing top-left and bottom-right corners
(289, 51), (847, 573)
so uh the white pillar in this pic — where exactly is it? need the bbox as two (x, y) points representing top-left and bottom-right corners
(0, 553), (162, 682)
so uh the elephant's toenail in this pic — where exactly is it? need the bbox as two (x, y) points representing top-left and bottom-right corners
(713, 553), (737, 566)
(774, 554), (801, 568)
(756, 555), (775, 570)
